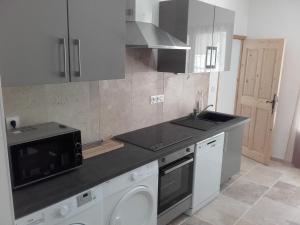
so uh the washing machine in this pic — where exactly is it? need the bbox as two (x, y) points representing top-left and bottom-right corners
(103, 161), (159, 225)
(15, 185), (103, 225)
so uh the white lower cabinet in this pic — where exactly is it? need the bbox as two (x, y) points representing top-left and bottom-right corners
(186, 133), (225, 215)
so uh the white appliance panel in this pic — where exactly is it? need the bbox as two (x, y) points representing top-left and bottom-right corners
(103, 161), (158, 225)
(187, 133), (224, 215)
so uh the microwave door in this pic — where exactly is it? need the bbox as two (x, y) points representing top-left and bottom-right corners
(10, 131), (82, 189)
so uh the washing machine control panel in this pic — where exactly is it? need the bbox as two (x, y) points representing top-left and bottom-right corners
(58, 205), (70, 217)
(15, 186), (102, 225)
(15, 212), (46, 225)
(77, 190), (94, 207)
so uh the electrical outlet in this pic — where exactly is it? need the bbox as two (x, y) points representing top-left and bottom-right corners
(150, 96), (157, 104)
(150, 95), (165, 104)
(157, 95), (165, 103)
(6, 116), (20, 129)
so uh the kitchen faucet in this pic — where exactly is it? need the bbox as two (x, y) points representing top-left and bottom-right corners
(192, 104), (214, 119)
(201, 104), (214, 113)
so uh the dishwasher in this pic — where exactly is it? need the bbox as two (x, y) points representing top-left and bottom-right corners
(186, 133), (225, 215)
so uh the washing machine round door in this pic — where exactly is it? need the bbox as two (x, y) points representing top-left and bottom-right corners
(110, 186), (155, 225)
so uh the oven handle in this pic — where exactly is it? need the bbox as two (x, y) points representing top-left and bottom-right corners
(162, 158), (194, 175)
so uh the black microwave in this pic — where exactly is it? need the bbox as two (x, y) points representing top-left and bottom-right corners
(7, 122), (82, 190)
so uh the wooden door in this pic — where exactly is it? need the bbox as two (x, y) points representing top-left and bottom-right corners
(236, 39), (285, 165)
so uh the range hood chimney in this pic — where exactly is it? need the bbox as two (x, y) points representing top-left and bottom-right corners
(126, 0), (190, 50)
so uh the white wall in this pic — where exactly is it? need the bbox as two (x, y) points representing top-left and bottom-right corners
(0, 80), (14, 225)
(247, 0), (300, 159)
(208, 72), (219, 111)
(217, 40), (241, 114)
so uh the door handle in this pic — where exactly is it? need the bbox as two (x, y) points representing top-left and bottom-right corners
(74, 39), (82, 77)
(266, 94), (278, 114)
(207, 140), (216, 145)
(163, 158), (194, 175)
(59, 38), (67, 78)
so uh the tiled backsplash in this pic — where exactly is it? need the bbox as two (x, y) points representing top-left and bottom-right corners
(2, 49), (209, 144)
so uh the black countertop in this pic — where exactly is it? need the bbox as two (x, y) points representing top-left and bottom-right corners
(13, 115), (249, 219)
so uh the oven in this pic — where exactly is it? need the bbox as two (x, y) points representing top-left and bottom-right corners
(158, 145), (195, 225)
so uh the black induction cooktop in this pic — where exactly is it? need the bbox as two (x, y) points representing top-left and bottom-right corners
(116, 123), (193, 152)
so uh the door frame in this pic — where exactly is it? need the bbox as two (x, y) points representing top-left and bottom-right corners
(215, 35), (246, 112)
(234, 38), (286, 164)
(233, 35), (247, 113)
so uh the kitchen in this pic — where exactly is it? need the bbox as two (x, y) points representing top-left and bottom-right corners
(1, 0), (300, 225)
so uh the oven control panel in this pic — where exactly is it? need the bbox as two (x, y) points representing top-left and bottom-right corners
(159, 145), (195, 168)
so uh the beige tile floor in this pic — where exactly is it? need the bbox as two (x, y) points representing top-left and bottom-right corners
(168, 157), (300, 225)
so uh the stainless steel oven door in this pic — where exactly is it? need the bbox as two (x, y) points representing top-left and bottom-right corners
(158, 154), (194, 214)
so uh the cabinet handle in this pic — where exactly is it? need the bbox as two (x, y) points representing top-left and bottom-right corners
(74, 39), (82, 77)
(211, 47), (218, 69)
(207, 140), (217, 145)
(59, 38), (67, 78)
(162, 158), (194, 175)
(205, 46), (212, 69)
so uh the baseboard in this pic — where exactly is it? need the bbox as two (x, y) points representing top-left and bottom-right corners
(271, 157), (293, 166)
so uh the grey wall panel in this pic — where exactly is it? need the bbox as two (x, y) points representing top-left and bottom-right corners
(221, 124), (244, 184)
(157, 0), (189, 73)
(158, 50), (187, 73)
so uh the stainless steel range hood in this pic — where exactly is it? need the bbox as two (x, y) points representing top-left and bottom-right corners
(126, 0), (190, 50)
(126, 21), (190, 49)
